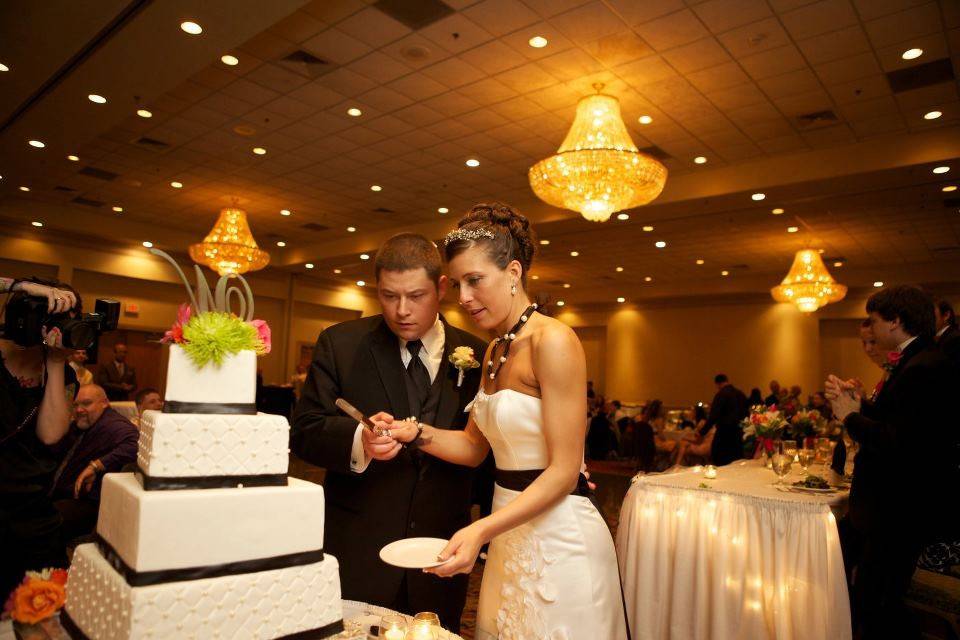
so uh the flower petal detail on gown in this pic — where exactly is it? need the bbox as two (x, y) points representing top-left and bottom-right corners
(495, 525), (565, 640)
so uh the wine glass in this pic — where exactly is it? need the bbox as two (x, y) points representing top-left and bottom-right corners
(771, 451), (792, 484)
(797, 445), (815, 475)
(816, 437), (834, 475)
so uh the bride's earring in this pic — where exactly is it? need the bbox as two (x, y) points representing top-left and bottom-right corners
(511, 282), (517, 296)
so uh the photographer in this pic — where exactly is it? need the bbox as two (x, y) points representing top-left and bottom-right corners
(0, 277), (79, 600)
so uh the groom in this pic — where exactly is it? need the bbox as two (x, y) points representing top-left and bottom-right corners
(292, 233), (487, 631)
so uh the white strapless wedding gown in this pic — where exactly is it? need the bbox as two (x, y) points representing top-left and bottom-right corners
(470, 389), (628, 640)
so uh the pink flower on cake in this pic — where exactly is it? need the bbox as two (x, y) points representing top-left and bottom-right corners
(250, 319), (271, 354)
(162, 303), (192, 344)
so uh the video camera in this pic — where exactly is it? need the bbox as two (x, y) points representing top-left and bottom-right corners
(2, 295), (120, 350)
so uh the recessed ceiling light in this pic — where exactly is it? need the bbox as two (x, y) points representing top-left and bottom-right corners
(305, 263), (314, 269)
(252, 147), (266, 155)
(540, 239), (550, 245)
(142, 241), (153, 248)
(943, 185), (957, 192)
(752, 192), (766, 201)
(529, 35), (548, 48)
(924, 110), (942, 120)
(347, 226), (356, 232)
(0, 63), (8, 72)
(694, 156), (707, 164)
(655, 240), (666, 248)
(19, 186), (30, 192)
(180, 21), (202, 35)
(137, 109), (152, 118)
(771, 208), (784, 214)
(356, 280), (366, 287)
(638, 115), (653, 125)
(933, 166), (950, 174)
(616, 266), (624, 272)
(221, 54), (239, 66)
(347, 107), (362, 117)
(617, 213), (630, 220)
(563, 283), (571, 288)
(570, 251), (579, 257)
(276, 241), (286, 247)
(617, 297), (626, 303)
(873, 281), (883, 287)
(901, 48), (922, 60)
(280, 209), (291, 216)
(644, 276), (653, 282)
(465, 158), (480, 167)
(170, 181), (183, 188)
(31, 221), (43, 227)
(787, 226), (799, 233)
(88, 94), (106, 104)
(721, 270), (729, 276)
(334, 269), (342, 274)
(28, 140), (45, 148)
(360, 253), (370, 260)
(67, 154), (79, 162)
(696, 259), (704, 265)
(370, 185), (382, 191)
(556, 300), (565, 307)
(531, 275), (539, 280)
(438, 207), (448, 214)
(833, 261), (843, 267)
(112, 206), (123, 212)
(818, 249), (824, 254)
(642, 225), (654, 232)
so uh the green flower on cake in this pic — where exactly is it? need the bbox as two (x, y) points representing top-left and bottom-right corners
(180, 312), (268, 367)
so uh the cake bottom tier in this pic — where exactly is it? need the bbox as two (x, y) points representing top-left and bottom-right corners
(64, 543), (343, 640)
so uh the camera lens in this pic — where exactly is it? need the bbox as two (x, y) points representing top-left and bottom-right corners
(58, 318), (96, 350)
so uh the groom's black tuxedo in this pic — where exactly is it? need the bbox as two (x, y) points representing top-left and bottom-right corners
(292, 314), (486, 630)
(842, 335), (959, 638)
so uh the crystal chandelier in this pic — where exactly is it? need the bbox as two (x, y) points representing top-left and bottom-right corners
(189, 207), (270, 276)
(771, 249), (847, 313)
(529, 84), (668, 222)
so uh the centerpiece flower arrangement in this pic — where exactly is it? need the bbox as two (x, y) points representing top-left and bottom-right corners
(151, 249), (271, 367)
(2, 568), (68, 634)
(789, 408), (827, 445)
(741, 405), (788, 460)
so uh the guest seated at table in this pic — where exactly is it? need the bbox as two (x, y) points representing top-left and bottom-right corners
(634, 400), (676, 471)
(747, 387), (763, 406)
(49, 384), (138, 542)
(68, 350), (93, 386)
(674, 405), (714, 466)
(809, 391), (833, 420)
(133, 387), (163, 426)
(826, 285), (960, 639)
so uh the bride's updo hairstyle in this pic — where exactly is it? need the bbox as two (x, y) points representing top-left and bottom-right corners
(443, 202), (536, 286)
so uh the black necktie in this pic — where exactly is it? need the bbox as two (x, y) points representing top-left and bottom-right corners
(405, 340), (431, 418)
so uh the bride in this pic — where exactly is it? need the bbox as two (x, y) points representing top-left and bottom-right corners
(385, 203), (628, 639)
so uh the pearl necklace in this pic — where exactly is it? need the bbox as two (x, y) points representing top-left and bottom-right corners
(487, 303), (539, 380)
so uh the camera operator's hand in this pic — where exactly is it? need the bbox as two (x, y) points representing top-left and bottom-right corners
(41, 327), (71, 362)
(14, 281), (77, 314)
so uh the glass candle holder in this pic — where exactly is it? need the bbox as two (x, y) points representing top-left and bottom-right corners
(703, 465), (718, 479)
(379, 615), (407, 640)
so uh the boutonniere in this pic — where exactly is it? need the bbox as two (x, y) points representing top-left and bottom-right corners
(882, 350), (902, 373)
(449, 346), (480, 387)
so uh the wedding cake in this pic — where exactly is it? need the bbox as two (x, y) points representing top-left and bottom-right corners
(63, 252), (343, 640)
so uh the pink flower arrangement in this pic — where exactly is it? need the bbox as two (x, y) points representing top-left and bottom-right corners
(249, 319), (271, 354)
(161, 303), (191, 345)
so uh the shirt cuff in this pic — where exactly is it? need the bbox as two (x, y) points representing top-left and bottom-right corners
(350, 424), (372, 473)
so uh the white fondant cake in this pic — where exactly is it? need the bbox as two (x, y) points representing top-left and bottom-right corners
(97, 473), (325, 572)
(164, 345), (256, 407)
(66, 543), (342, 640)
(137, 410), (290, 479)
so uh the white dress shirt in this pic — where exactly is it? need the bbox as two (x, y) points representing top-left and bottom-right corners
(350, 316), (445, 473)
(897, 335), (917, 353)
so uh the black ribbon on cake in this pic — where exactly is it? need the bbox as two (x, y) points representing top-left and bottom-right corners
(136, 465), (287, 490)
(95, 534), (324, 587)
(163, 400), (258, 415)
(60, 607), (345, 640)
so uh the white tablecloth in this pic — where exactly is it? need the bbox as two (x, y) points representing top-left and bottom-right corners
(616, 460), (852, 640)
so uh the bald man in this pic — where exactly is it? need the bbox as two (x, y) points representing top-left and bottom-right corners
(49, 384), (139, 540)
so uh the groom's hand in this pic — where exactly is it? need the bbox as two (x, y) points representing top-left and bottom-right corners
(361, 426), (401, 461)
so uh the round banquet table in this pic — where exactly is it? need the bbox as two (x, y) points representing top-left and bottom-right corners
(616, 459), (852, 640)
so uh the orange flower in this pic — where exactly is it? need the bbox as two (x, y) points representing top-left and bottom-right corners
(49, 569), (68, 587)
(10, 578), (65, 624)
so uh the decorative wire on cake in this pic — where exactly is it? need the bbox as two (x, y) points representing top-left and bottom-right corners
(150, 249), (271, 367)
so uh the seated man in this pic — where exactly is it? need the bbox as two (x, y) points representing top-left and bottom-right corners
(133, 387), (163, 426)
(49, 384), (139, 542)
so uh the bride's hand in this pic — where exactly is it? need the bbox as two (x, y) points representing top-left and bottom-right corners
(425, 523), (485, 578)
(385, 419), (419, 444)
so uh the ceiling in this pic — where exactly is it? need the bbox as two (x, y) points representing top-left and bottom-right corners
(1, 0), (959, 306)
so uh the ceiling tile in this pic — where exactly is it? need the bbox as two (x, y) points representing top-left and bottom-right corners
(457, 77), (519, 104)
(495, 62), (559, 93)
(706, 82), (770, 109)
(302, 28), (371, 65)
(716, 17), (791, 57)
(268, 11), (325, 44)
(521, 0), (592, 18)
(874, 32), (950, 73)
(780, 0), (858, 41)
(422, 91), (483, 116)
(582, 31), (655, 67)
(347, 51), (415, 84)
(661, 37), (732, 73)
(863, 2), (942, 48)
(692, 0), (773, 35)
(549, 2), (627, 46)
(796, 25), (872, 65)
(603, 0), (685, 25)
(387, 73), (449, 100)
(462, 0), (540, 36)
(634, 9), (711, 51)
(538, 48), (605, 81)
(686, 61), (752, 92)
(419, 13), (495, 54)
(814, 52), (881, 85)
(420, 56), (487, 89)
(772, 89), (834, 116)
(615, 55), (680, 88)
(336, 7), (411, 48)
(459, 40), (527, 75)
(756, 68), (823, 99)
(738, 44), (807, 80)
(825, 74), (892, 105)
(289, 82), (346, 109)
(355, 85), (415, 111)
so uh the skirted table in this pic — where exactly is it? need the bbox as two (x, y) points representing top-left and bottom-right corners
(616, 460), (851, 640)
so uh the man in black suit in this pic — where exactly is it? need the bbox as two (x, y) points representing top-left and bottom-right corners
(94, 343), (136, 401)
(704, 373), (748, 465)
(935, 297), (959, 365)
(292, 233), (487, 632)
(827, 286), (960, 639)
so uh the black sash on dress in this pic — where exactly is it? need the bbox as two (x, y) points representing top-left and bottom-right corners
(494, 469), (599, 511)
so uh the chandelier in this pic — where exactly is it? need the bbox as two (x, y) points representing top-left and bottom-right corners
(189, 207), (270, 276)
(771, 249), (847, 313)
(529, 84), (668, 222)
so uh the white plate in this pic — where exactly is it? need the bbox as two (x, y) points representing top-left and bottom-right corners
(783, 484), (837, 494)
(379, 537), (450, 569)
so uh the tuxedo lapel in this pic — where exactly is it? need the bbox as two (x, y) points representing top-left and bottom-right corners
(434, 320), (461, 429)
(878, 336), (928, 402)
(368, 318), (412, 419)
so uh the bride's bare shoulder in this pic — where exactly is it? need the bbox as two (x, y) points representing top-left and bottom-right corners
(530, 314), (581, 352)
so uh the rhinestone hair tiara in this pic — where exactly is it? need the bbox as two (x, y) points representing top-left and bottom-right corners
(443, 227), (495, 246)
